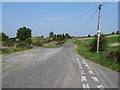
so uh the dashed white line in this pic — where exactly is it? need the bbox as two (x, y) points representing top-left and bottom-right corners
(82, 84), (90, 88)
(79, 63), (81, 67)
(92, 76), (99, 82)
(88, 70), (94, 75)
(81, 76), (87, 82)
(85, 64), (89, 67)
(86, 66), (91, 70)
(77, 58), (79, 61)
(79, 66), (82, 70)
(77, 58), (104, 89)
(78, 61), (81, 64)
(80, 70), (84, 75)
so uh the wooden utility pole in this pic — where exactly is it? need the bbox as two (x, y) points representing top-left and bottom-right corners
(97, 4), (102, 53)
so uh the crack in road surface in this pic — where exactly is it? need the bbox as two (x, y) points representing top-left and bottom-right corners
(2, 40), (118, 88)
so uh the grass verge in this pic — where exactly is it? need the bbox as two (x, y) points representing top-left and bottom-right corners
(73, 39), (120, 72)
(0, 47), (32, 55)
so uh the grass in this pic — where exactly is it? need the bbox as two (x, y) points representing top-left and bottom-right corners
(0, 47), (32, 55)
(109, 46), (120, 51)
(73, 34), (120, 72)
(31, 37), (67, 48)
(41, 40), (67, 48)
(107, 36), (119, 44)
(31, 37), (52, 43)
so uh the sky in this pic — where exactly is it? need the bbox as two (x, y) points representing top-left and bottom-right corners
(2, 2), (118, 37)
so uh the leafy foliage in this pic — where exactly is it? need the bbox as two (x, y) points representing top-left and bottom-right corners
(0, 32), (9, 41)
(49, 32), (54, 38)
(111, 31), (115, 34)
(116, 31), (120, 34)
(107, 50), (120, 64)
(53, 33), (71, 41)
(90, 34), (108, 52)
(88, 34), (91, 37)
(16, 26), (32, 41)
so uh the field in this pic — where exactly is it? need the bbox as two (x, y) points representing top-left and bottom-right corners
(31, 37), (67, 48)
(73, 34), (120, 72)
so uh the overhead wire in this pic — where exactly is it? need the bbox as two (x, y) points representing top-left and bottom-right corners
(49, 2), (105, 35)
(78, 2), (105, 35)
(50, 5), (99, 31)
(80, 8), (99, 32)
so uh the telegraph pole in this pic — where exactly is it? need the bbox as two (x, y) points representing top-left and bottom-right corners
(97, 4), (102, 53)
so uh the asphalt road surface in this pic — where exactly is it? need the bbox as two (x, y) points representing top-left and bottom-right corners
(2, 40), (119, 88)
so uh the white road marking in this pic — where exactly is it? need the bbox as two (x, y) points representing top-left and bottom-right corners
(97, 85), (104, 88)
(79, 63), (81, 67)
(78, 61), (80, 64)
(86, 66), (91, 70)
(80, 70), (84, 75)
(81, 76), (87, 82)
(85, 64), (89, 67)
(97, 73), (99, 75)
(79, 66), (82, 70)
(92, 76), (99, 82)
(82, 84), (89, 88)
(82, 59), (86, 63)
(83, 61), (86, 64)
(88, 70), (94, 75)
(77, 58), (79, 61)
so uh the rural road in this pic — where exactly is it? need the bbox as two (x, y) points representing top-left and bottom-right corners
(2, 40), (119, 88)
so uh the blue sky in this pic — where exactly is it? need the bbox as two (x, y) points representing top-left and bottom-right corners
(2, 2), (118, 37)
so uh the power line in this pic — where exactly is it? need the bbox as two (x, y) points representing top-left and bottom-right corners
(50, 5), (99, 31)
(80, 8), (99, 32)
(79, 3), (105, 35)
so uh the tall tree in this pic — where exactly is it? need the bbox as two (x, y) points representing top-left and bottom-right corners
(49, 32), (54, 38)
(65, 33), (70, 39)
(16, 26), (32, 41)
(0, 32), (9, 41)
(111, 31), (115, 34)
(88, 34), (91, 37)
(116, 31), (120, 34)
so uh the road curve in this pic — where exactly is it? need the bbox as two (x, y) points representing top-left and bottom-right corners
(2, 40), (118, 88)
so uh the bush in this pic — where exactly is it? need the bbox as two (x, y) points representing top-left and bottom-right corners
(24, 39), (32, 46)
(90, 35), (108, 52)
(107, 50), (120, 63)
(2, 41), (13, 47)
(32, 41), (43, 46)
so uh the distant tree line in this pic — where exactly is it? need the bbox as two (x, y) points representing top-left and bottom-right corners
(49, 32), (71, 41)
(85, 30), (120, 38)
